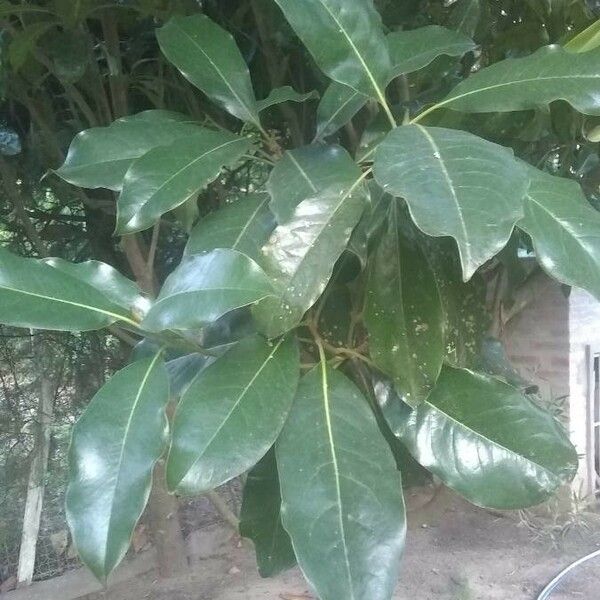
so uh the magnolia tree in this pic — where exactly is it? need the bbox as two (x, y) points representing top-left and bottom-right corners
(1, 2), (600, 598)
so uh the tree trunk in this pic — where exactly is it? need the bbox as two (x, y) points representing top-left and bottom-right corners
(146, 461), (189, 577)
(17, 355), (54, 587)
(121, 236), (189, 577)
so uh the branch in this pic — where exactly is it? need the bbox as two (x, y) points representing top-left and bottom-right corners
(0, 157), (49, 257)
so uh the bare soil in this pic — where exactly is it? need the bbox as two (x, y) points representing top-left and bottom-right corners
(90, 488), (600, 600)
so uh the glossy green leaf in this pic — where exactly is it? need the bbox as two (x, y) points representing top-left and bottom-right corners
(365, 201), (445, 407)
(43, 258), (148, 317)
(46, 28), (89, 83)
(272, 0), (392, 101)
(387, 365), (578, 509)
(436, 45), (600, 116)
(477, 337), (532, 390)
(421, 237), (488, 367)
(276, 360), (406, 600)
(167, 335), (299, 494)
(0, 248), (138, 331)
(315, 82), (368, 140)
(373, 125), (528, 279)
(447, 0), (481, 37)
(253, 177), (368, 338)
(142, 249), (276, 332)
(565, 19), (600, 53)
(267, 145), (362, 223)
(66, 353), (169, 581)
(356, 112), (389, 163)
(9, 22), (57, 70)
(519, 167), (600, 302)
(314, 26), (474, 140)
(173, 196), (199, 233)
(56, 112), (204, 190)
(370, 374), (433, 488)
(239, 449), (296, 577)
(116, 130), (252, 234)
(165, 353), (214, 399)
(157, 14), (260, 125)
(257, 86), (319, 112)
(317, 282), (353, 347)
(185, 193), (275, 265)
(346, 181), (390, 265)
(387, 26), (476, 78)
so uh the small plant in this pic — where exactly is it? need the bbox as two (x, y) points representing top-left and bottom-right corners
(1, 2), (600, 599)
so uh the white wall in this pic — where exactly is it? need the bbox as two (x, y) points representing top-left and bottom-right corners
(569, 288), (600, 500)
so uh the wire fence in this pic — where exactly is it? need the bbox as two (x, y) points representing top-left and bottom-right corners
(0, 475), (243, 587)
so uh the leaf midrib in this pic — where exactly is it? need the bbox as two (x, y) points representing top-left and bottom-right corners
(319, 359), (356, 600)
(174, 338), (285, 488)
(103, 352), (163, 572)
(447, 74), (600, 106)
(423, 396), (560, 479)
(0, 282), (137, 327)
(172, 19), (257, 123)
(316, 0), (387, 102)
(524, 192), (598, 257)
(317, 88), (363, 139)
(122, 138), (244, 226)
(415, 126), (472, 268)
(232, 195), (270, 251)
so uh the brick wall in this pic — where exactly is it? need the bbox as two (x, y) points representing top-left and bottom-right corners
(502, 274), (570, 401)
(502, 273), (600, 502)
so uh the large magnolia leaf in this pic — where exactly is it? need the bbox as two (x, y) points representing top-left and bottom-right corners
(373, 125), (528, 279)
(315, 83), (368, 140)
(43, 257), (149, 318)
(565, 19), (600, 53)
(0, 249), (138, 331)
(435, 45), (600, 116)
(157, 15), (260, 125)
(519, 168), (600, 301)
(66, 354), (169, 581)
(388, 26), (476, 78)
(421, 237), (488, 367)
(447, 0), (481, 37)
(267, 145), (362, 224)
(257, 86), (319, 112)
(116, 130), (252, 234)
(272, 0), (391, 102)
(276, 360), (406, 600)
(55, 111), (202, 190)
(239, 449), (296, 577)
(385, 365), (578, 509)
(142, 249), (276, 332)
(185, 193), (275, 264)
(365, 202), (445, 407)
(253, 178), (368, 338)
(167, 335), (299, 494)
(315, 27), (474, 140)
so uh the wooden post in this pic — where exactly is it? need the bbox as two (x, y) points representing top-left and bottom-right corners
(17, 345), (54, 587)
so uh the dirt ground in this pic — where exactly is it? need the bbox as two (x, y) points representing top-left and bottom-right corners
(90, 488), (600, 600)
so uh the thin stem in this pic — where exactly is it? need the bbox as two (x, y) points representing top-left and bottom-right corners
(146, 221), (160, 284)
(409, 99), (451, 124)
(379, 94), (397, 129)
(257, 123), (283, 158)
